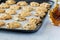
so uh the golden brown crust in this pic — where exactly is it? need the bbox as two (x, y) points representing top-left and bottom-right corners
(7, 22), (21, 29)
(0, 14), (12, 20)
(17, 1), (28, 6)
(23, 23), (36, 30)
(22, 6), (33, 12)
(6, 9), (16, 15)
(29, 18), (41, 24)
(6, 0), (16, 5)
(30, 2), (39, 7)
(10, 5), (21, 10)
(35, 11), (46, 18)
(0, 9), (5, 13)
(19, 11), (31, 17)
(0, 3), (10, 9)
(0, 21), (5, 27)
(35, 7), (48, 13)
(40, 2), (50, 9)
(18, 14), (26, 21)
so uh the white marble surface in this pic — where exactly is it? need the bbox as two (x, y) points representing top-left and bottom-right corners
(0, 1), (60, 40)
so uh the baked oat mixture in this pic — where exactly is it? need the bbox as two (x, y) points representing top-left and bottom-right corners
(0, 0), (50, 30)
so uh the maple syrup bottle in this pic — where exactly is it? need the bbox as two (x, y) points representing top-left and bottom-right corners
(49, 3), (60, 26)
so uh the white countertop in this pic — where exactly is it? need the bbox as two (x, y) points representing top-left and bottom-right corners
(0, 1), (60, 40)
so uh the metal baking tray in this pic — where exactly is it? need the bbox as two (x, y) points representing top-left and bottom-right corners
(0, 0), (54, 33)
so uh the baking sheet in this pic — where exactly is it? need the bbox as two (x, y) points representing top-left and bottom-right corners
(0, 0), (54, 33)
